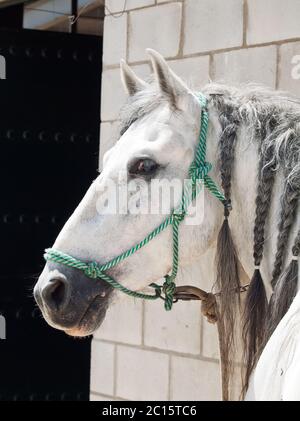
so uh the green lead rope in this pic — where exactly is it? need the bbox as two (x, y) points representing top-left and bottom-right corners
(44, 94), (225, 311)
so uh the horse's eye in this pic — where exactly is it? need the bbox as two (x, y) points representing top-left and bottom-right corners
(129, 158), (159, 176)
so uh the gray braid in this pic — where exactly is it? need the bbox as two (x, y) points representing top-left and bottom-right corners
(253, 146), (276, 266)
(271, 184), (300, 287)
(242, 124), (275, 396)
(214, 101), (240, 400)
(218, 109), (239, 201)
(264, 227), (300, 345)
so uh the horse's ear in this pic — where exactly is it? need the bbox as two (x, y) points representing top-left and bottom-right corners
(120, 59), (148, 96)
(146, 48), (190, 106)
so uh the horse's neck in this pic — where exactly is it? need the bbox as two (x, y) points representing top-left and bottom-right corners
(228, 125), (299, 297)
(205, 117), (285, 297)
(188, 104), (296, 294)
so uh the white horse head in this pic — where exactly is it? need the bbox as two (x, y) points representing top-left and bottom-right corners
(34, 50), (223, 337)
(34, 49), (300, 400)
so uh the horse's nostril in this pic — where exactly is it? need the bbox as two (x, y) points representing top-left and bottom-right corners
(51, 280), (66, 306)
(42, 278), (70, 312)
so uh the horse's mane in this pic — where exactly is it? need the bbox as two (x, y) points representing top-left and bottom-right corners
(204, 83), (300, 191)
(204, 83), (300, 398)
(119, 81), (300, 398)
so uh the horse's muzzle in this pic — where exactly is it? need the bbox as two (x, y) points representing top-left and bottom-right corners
(34, 262), (113, 336)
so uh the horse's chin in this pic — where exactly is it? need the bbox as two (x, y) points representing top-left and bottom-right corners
(65, 305), (108, 337)
(65, 327), (93, 337)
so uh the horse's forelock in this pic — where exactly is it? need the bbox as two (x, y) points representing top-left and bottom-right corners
(118, 79), (165, 137)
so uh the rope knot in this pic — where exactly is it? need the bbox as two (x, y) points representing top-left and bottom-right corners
(163, 277), (176, 311)
(189, 161), (212, 183)
(201, 293), (217, 324)
(223, 199), (232, 218)
(172, 211), (185, 223)
(84, 262), (100, 279)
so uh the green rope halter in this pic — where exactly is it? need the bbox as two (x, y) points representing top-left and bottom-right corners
(44, 94), (225, 311)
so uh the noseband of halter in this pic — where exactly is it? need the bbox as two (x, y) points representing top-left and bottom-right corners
(44, 94), (226, 311)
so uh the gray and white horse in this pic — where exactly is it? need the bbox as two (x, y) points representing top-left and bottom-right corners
(34, 49), (300, 400)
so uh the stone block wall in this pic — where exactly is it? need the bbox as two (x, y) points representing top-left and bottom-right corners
(91, 0), (300, 401)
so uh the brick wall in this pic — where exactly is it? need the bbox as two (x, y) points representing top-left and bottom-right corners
(91, 0), (300, 401)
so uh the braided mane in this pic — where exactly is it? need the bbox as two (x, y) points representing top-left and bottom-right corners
(204, 83), (300, 397)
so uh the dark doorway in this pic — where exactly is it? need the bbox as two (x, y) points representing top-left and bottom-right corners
(0, 28), (102, 401)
